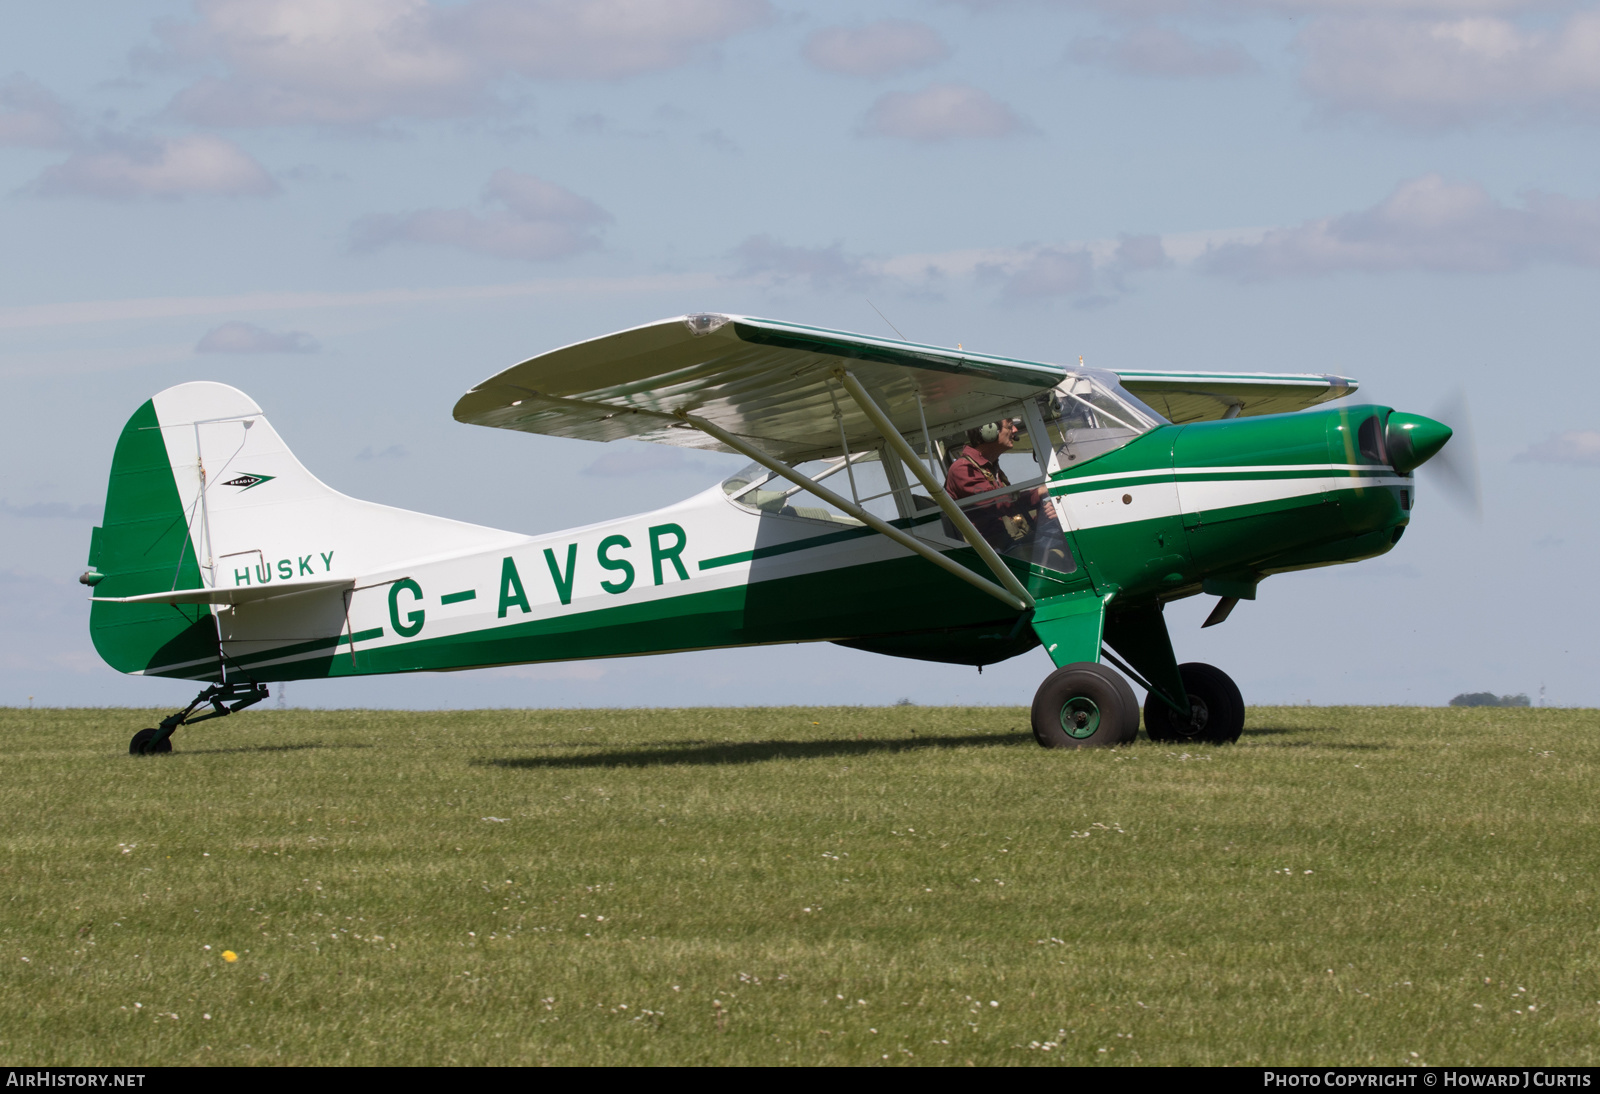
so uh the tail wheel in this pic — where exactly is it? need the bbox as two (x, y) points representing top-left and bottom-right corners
(1144, 662), (1244, 744)
(129, 728), (172, 755)
(1031, 662), (1140, 749)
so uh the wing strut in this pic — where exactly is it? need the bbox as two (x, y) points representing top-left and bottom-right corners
(674, 411), (1031, 612)
(834, 369), (1036, 611)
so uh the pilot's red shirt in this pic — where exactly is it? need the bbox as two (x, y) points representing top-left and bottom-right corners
(944, 446), (1023, 543)
(945, 445), (1012, 499)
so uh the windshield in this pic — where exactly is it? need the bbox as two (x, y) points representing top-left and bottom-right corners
(1037, 368), (1166, 468)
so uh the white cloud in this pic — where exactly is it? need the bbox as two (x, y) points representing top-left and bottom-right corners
(162, 0), (480, 127)
(0, 273), (718, 334)
(731, 235), (870, 290)
(0, 75), (75, 147)
(31, 134), (276, 199)
(970, 235), (1170, 301)
(447, 0), (772, 80)
(718, 221), (1185, 305)
(952, 0), (1550, 15)
(1201, 174), (1600, 279)
(483, 169), (608, 223)
(1299, 10), (1600, 125)
(860, 82), (1029, 140)
(1514, 430), (1600, 466)
(988, 247), (1097, 297)
(157, 0), (771, 127)
(1112, 232), (1172, 272)
(1297, 0), (1538, 8)
(352, 169), (611, 260)
(196, 321), (318, 353)
(1067, 26), (1255, 77)
(803, 20), (949, 77)
(921, 232), (1165, 300)
(725, 231), (1171, 303)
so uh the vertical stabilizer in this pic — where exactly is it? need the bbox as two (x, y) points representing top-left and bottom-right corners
(89, 394), (219, 677)
(89, 381), (525, 679)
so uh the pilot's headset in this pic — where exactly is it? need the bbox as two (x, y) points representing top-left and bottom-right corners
(966, 421), (1002, 446)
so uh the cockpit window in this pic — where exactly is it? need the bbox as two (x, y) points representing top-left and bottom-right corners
(723, 458), (853, 523)
(1036, 368), (1166, 468)
(716, 367), (1163, 576)
(722, 449), (902, 526)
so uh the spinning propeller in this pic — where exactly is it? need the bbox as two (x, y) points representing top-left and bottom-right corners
(1414, 388), (1484, 518)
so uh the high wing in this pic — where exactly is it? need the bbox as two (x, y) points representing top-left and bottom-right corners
(453, 314), (1359, 457)
(453, 314), (1065, 462)
(1117, 369), (1357, 424)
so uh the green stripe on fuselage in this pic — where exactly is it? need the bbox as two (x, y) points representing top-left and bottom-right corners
(697, 512), (944, 570)
(149, 547), (1087, 682)
(1050, 466), (1393, 497)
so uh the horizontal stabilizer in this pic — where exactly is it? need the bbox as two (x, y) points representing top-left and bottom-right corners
(94, 578), (352, 607)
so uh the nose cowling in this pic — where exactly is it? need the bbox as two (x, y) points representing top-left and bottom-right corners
(1385, 413), (1452, 474)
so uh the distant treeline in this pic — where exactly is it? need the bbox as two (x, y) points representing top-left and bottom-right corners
(1450, 692), (1532, 708)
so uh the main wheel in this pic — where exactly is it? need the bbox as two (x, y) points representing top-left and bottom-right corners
(129, 728), (172, 755)
(1143, 662), (1244, 744)
(1031, 662), (1140, 749)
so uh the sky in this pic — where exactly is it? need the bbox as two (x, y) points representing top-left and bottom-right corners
(2, 0), (1597, 711)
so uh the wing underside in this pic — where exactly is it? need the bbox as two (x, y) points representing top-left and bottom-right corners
(453, 314), (1358, 457)
(453, 315), (1065, 462)
(1118, 370), (1358, 424)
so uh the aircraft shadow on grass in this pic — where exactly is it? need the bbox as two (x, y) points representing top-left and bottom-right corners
(1242, 726), (1337, 736)
(175, 742), (374, 755)
(1237, 727), (1393, 750)
(1263, 740), (1392, 750)
(478, 731), (1031, 769)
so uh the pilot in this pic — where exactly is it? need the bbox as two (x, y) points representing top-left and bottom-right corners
(944, 418), (1055, 549)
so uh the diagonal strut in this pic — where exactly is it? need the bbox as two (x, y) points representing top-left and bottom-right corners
(833, 369), (1036, 610)
(673, 411), (1030, 612)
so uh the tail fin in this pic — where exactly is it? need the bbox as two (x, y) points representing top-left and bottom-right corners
(88, 389), (219, 676)
(89, 382), (518, 678)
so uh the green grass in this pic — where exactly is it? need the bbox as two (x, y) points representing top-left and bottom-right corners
(1, 704), (1596, 1066)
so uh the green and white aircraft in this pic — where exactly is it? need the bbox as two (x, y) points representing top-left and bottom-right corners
(83, 313), (1452, 755)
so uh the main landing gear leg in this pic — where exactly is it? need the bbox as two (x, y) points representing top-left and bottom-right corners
(129, 681), (269, 756)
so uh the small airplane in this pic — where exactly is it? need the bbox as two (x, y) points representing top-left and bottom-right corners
(82, 313), (1452, 755)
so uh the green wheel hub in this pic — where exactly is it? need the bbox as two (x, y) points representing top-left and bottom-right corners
(1060, 696), (1101, 739)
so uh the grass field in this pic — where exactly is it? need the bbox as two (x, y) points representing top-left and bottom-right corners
(1, 703), (1596, 1066)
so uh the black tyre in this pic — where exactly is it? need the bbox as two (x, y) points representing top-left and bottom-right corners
(1143, 662), (1244, 744)
(129, 728), (172, 756)
(1031, 662), (1140, 749)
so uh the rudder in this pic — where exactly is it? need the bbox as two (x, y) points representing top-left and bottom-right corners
(88, 396), (218, 677)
